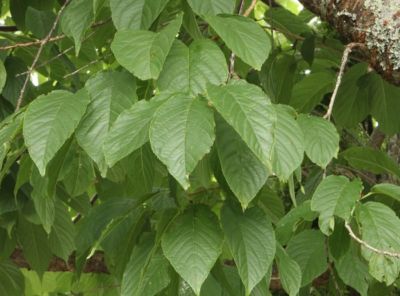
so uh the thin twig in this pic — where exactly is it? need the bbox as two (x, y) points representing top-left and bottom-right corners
(323, 42), (362, 120)
(15, 0), (72, 111)
(243, 0), (258, 17)
(345, 222), (400, 258)
(229, 0), (246, 78)
(0, 35), (65, 51)
(63, 54), (110, 78)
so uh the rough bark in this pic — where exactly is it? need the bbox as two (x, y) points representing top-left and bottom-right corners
(298, 0), (400, 86)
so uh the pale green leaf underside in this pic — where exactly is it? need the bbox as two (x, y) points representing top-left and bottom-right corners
(23, 90), (89, 176)
(276, 244), (302, 296)
(186, 0), (235, 15)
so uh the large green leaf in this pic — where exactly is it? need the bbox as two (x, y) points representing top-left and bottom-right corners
(286, 230), (327, 286)
(221, 205), (275, 295)
(0, 61), (6, 93)
(311, 175), (362, 235)
(216, 116), (269, 208)
(61, 0), (94, 54)
(207, 82), (276, 169)
(157, 40), (228, 95)
(370, 183), (400, 202)
(265, 7), (312, 36)
(271, 105), (304, 180)
(76, 71), (137, 175)
(149, 94), (215, 189)
(357, 202), (400, 284)
(0, 261), (24, 296)
(17, 217), (52, 277)
(297, 114), (339, 168)
(110, 0), (168, 30)
(275, 244), (301, 296)
(205, 15), (271, 70)
(161, 205), (223, 295)
(341, 147), (400, 178)
(111, 14), (183, 80)
(104, 93), (170, 167)
(48, 201), (75, 261)
(186, 0), (235, 15)
(121, 236), (170, 296)
(289, 71), (335, 113)
(369, 72), (400, 135)
(23, 90), (89, 176)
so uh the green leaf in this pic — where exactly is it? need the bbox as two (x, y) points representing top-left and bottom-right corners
(332, 64), (370, 127)
(286, 230), (327, 286)
(149, 94), (215, 189)
(259, 54), (297, 104)
(369, 73), (400, 135)
(0, 261), (24, 296)
(76, 71), (137, 175)
(335, 242), (370, 296)
(157, 40), (228, 95)
(25, 7), (55, 39)
(110, 0), (169, 30)
(257, 186), (285, 224)
(0, 60), (6, 93)
(341, 147), (400, 178)
(370, 183), (400, 202)
(205, 15), (271, 70)
(221, 205), (275, 295)
(23, 90), (89, 176)
(104, 93), (169, 167)
(357, 202), (400, 285)
(48, 201), (75, 261)
(207, 82), (276, 169)
(289, 71), (335, 113)
(61, 0), (94, 54)
(265, 7), (312, 36)
(271, 105), (304, 180)
(186, 0), (235, 15)
(275, 244), (301, 296)
(216, 116), (269, 208)
(161, 205), (223, 295)
(17, 217), (52, 277)
(111, 13), (183, 80)
(297, 114), (339, 168)
(311, 175), (362, 235)
(121, 236), (170, 296)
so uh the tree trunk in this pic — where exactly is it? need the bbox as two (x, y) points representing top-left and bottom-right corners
(298, 0), (400, 86)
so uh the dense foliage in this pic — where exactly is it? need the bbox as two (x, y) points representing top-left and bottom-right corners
(1, 0), (400, 295)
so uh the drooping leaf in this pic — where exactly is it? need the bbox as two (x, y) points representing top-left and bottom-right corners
(207, 81), (276, 169)
(265, 7), (312, 36)
(121, 236), (170, 296)
(341, 147), (400, 178)
(205, 15), (271, 70)
(311, 175), (362, 235)
(271, 105), (304, 180)
(0, 61), (7, 94)
(110, 0), (169, 30)
(161, 205), (223, 295)
(286, 230), (327, 286)
(23, 90), (89, 176)
(17, 217), (52, 277)
(0, 261), (24, 296)
(157, 39), (228, 95)
(297, 114), (339, 168)
(370, 183), (400, 202)
(357, 202), (400, 285)
(221, 205), (275, 295)
(216, 116), (269, 208)
(76, 71), (137, 175)
(289, 71), (335, 113)
(275, 244), (301, 296)
(186, 0), (235, 15)
(61, 0), (94, 54)
(111, 13), (183, 80)
(104, 93), (170, 167)
(149, 94), (215, 189)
